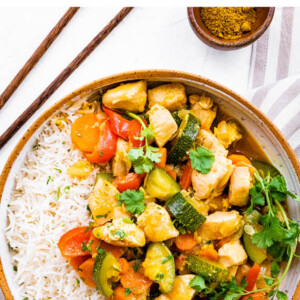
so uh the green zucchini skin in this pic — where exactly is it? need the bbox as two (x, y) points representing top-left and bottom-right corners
(186, 255), (229, 283)
(166, 192), (206, 232)
(93, 250), (120, 297)
(167, 113), (201, 165)
(171, 111), (182, 126)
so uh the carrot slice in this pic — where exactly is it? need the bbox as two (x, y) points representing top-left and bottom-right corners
(71, 114), (100, 153)
(175, 233), (197, 251)
(155, 148), (167, 169)
(120, 260), (153, 295)
(69, 255), (91, 271)
(77, 258), (96, 288)
(227, 154), (252, 165)
(245, 263), (261, 291)
(110, 286), (136, 300)
(179, 160), (193, 190)
(198, 244), (219, 262)
(165, 164), (177, 181)
(58, 227), (92, 258)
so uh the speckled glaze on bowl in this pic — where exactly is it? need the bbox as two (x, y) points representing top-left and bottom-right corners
(0, 70), (299, 299)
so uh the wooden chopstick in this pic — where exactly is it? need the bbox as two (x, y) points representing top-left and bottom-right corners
(0, 7), (79, 110)
(0, 7), (133, 150)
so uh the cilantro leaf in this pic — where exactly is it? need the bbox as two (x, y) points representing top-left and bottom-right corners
(127, 113), (161, 174)
(125, 288), (132, 296)
(271, 261), (281, 277)
(189, 275), (206, 293)
(113, 230), (126, 240)
(275, 291), (288, 300)
(268, 176), (288, 202)
(189, 146), (215, 174)
(133, 259), (141, 272)
(247, 182), (265, 213)
(116, 190), (146, 215)
(252, 215), (286, 249)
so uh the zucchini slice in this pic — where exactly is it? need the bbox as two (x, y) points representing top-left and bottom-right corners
(93, 250), (121, 297)
(252, 160), (280, 179)
(95, 173), (115, 184)
(167, 113), (201, 165)
(145, 167), (180, 201)
(143, 242), (175, 293)
(186, 255), (229, 283)
(166, 192), (206, 232)
(243, 233), (267, 264)
(171, 111), (182, 127)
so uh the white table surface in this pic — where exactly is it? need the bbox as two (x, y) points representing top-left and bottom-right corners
(0, 7), (254, 299)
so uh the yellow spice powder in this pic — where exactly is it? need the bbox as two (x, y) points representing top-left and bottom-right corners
(200, 7), (257, 40)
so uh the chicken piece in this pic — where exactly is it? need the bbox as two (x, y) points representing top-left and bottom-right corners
(137, 203), (179, 242)
(214, 120), (243, 149)
(162, 275), (196, 300)
(206, 194), (231, 213)
(93, 217), (146, 247)
(112, 138), (131, 177)
(228, 166), (251, 206)
(192, 155), (233, 200)
(196, 129), (228, 157)
(102, 80), (147, 112)
(189, 94), (217, 129)
(148, 104), (178, 147)
(197, 210), (242, 241)
(148, 83), (187, 111)
(218, 239), (248, 267)
(88, 178), (129, 225)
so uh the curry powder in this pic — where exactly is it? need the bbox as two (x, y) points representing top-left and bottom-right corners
(200, 7), (257, 40)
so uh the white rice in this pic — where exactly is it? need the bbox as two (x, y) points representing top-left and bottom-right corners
(5, 99), (107, 299)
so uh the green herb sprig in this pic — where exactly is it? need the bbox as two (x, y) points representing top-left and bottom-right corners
(127, 112), (161, 174)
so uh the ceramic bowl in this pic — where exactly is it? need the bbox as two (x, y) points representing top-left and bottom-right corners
(187, 7), (275, 50)
(0, 70), (299, 299)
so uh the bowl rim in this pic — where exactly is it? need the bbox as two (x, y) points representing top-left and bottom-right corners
(187, 7), (276, 50)
(0, 69), (299, 299)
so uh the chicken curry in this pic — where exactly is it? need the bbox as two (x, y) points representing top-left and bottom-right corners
(58, 80), (299, 300)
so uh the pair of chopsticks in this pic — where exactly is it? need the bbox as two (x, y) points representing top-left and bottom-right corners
(0, 7), (133, 149)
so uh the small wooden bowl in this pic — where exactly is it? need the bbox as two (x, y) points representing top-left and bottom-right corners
(187, 7), (275, 50)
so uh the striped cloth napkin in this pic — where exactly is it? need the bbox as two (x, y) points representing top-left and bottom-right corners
(247, 7), (300, 157)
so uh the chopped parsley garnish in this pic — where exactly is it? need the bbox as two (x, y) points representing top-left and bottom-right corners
(13, 266), (17, 271)
(62, 141), (66, 145)
(64, 186), (70, 194)
(161, 255), (173, 264)
(125, 288), (132, 296)
(155, 273), (164, 282)
(32, 144), (38, 149)
(96, 213), (108, 219)
(76, 278), (80, 286)
(189, 146), (215, 174)
(113, 230), (126, 240)
(133, 259), (141, 272)
(116, 190), (146, 215)
(46, 176), (52, 185)
(55, 187), (61, 201)
(53, 168), (62, 173)
(86, 204), (91, 212)
(127, 112), (161, 174)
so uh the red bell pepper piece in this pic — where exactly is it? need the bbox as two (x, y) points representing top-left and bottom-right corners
(85, 120), (118, 163)
(103, 105), (146, 148)
(102, 106), (131, 140)
(113, 173), (144, 193)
